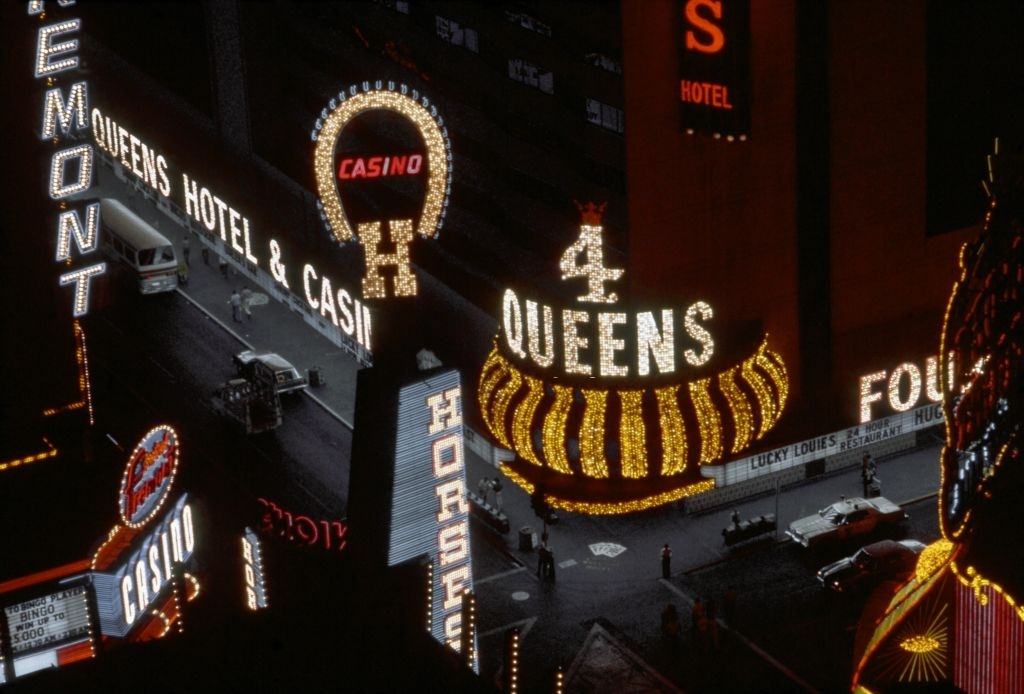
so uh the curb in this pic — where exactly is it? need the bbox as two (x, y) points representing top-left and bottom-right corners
(682, 491), (940, 576)
(175, 287), (355, 430)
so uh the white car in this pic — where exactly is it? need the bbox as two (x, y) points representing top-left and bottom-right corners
(786, 497), (907, 548)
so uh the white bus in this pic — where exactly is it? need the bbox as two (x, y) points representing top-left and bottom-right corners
(100, 198), (178, 294)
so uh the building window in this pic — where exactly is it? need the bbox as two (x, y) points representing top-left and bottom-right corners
(508, 59), (554, 94)
(585, 52), (622, 75)
(505, 10), (552, 37)
(436, 16), (479, 53)
(586, 98), (624, 134)
(373, 0), (410, 14)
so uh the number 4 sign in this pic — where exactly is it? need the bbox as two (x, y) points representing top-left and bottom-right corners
(558, 202), (623, 304)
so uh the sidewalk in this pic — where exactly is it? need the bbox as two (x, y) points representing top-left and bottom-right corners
(467, 441), (942, 579)
(90, 164), (361, 426)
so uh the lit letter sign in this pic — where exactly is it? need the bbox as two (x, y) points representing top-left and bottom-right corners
(93, 494), (197, 637)
(34, 4), (105, 317)
(858, 354), (956, 423)
(117, 425), (180, 528)
(241, 528), (269, 610)
(479, 203), (788, 514)
(678, 0), (750, 140)
(312, 81), (452, 299)
(387, 370), (476, 666)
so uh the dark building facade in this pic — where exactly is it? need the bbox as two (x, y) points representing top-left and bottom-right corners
(29, 0), (1024, 462)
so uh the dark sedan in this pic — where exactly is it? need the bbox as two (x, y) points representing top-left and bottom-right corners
(816, 539), (927, 593)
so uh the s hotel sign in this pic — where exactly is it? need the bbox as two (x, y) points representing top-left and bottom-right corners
(678, 0), (751, 140)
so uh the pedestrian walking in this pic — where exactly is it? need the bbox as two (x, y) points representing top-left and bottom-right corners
(723, 585), (737, 625)
(492, 476), (503, 513)
(661, 543), (672, 579)
(861, 453), (872, 496)
(219, 256), (229, 279)
(241, 288), (254, 322)
(731, 508), (741, 527)
(537, 541), (555, 581)
(202, 246), (210, 266)
(228, 289), (242, 322)
(182, 235), (191, 266)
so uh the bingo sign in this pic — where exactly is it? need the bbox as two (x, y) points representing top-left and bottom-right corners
(678, 0), (751, 139)
(118, 425), (179, 528)
(312, 81), (452, 299)
(2, 585), (93, 678)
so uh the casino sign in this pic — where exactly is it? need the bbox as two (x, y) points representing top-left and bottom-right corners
(312, 80), (452, 300)
(478, 203), (789, 514)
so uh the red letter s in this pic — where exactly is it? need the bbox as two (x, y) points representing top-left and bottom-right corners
(685, 0), (725, 54)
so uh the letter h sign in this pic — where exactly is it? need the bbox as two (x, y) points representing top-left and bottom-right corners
(358, 219), (417, 299)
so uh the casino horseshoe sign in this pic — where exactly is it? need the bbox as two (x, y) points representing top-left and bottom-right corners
(312, 80), (453, 300)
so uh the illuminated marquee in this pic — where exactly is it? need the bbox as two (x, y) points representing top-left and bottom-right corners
(241, 528), (269, 611)
(31, 2), (106, 317)
(388, 370), (476, 666)
(677, 0), (751, 140)
(0, 580), (95, 681)
(479, 203), (788, 513)
(858, 353), (957, 423)
(92, 494), (197, 637)
(118, 425), (179, 529)
(312, 81), (452, 299)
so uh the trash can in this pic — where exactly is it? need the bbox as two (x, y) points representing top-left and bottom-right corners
(308, 367), (325, 387)
(519, 526), (535, 551)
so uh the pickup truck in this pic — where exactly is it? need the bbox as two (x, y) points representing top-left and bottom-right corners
(786, 496), (907, 548)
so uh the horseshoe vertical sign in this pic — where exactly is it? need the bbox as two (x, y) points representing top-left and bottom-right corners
(312, 81), (452, 299)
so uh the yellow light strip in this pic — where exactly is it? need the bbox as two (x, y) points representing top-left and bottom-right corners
(478, 349), (507, 438)
(541, 385), (574, 474)
(655, 385), (687, 476)
(740, 353), (775, 438)
(489, 368), (522, 449)
(498, 464), (715, 515)
(512, 375), (545, 466)
(719, 365), (753, 453)
(579, 389), (610, 479)
(950, 561), (1024, 622)
(618, 390), (647, 479)
(689, 378), (723, 464)
(547, 479), (715, 515)
(755, 344), (789, 429)
(0, 437), (58, 473)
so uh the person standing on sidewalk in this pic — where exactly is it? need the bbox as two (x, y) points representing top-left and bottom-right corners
(219, 255), (229, 279)
(228, 289), (242, 322)
(661, 543), (672, 579)
(181, 235), (191, 266)
(492, 476), (503, 513)
(241, 288), (254, 322)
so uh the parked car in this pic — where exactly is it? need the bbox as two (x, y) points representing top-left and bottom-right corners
(233, 351), (307, 394)
(786, 496), (907, 548)
(816, 539), (927, 592)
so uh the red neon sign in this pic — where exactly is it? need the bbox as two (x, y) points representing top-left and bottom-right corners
(684, 0), (725, 54)
(337, 154), (424, 180)
(257, 498), (348, 552)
